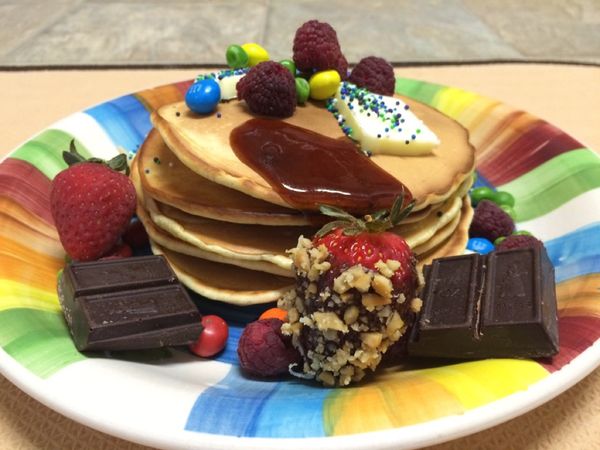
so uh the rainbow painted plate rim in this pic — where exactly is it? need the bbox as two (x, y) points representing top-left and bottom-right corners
(0, 76), (599, 450)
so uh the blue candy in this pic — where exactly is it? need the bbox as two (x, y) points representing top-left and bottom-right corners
(185, 78), (221, 114)
(467, 237), (495, 255)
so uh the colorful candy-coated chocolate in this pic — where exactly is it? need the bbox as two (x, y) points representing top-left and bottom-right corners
(500, 204), (516, 219)
(494, 191), (516, 207)
(467, 237), (495, 255)
(295, 77), (310, 104)
(185, 78), (221, 114)
(280, 59), (296, 76)
(470, 186), (495, 205)
(226, 44), (249, 69)
(309, 70), (341, 100)
(494, 236), (505, 246)
(241, 43), (269, 66)
(470, 186), (516, 209)
(495, 230), (533, 246)
(514, 230), (532, 236)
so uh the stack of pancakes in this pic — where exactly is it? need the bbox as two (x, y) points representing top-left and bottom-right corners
(132, 96), (475, 306)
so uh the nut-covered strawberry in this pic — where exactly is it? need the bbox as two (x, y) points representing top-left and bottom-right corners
(278, 195), (421, 386)
(50, 141), (136, 261)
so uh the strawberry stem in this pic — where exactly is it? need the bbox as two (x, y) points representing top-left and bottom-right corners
(62, 139), (130, 176)
(316, 191), (415, 237)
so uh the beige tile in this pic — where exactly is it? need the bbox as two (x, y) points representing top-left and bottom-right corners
(264, 0), (523, 63)
(4, 0), (268, 65)
(463, 0), (600, 59)
(0, 0), (81, 61)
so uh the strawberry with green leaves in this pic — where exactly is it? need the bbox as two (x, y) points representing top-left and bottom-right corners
(50, 141), (136, 262)
(313, 194), (417, 299)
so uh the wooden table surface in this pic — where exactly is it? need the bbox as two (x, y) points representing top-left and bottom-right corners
(0, 64), (599, 450)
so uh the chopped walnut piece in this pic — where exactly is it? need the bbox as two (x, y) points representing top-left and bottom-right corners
(361, 332), (383, 348)
(343, 305), (360, 325)
(411, 297), (423, 313)
(317, 371), (335, 386)
(313, 311), (349, 333)
(362, 293), (391, 310)
(371, 273), (393, 299)
(333, 265), (373, 294)
(375, 260), (393, 278)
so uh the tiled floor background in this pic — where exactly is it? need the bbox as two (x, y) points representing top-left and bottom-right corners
(0, 0), (598, 67)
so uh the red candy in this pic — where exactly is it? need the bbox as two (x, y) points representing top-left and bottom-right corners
(237, 319), (299, 377)
(189, 315), (229, 358)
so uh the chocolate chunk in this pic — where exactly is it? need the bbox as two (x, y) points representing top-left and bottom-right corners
(58, 255), (202, 351)
(408, 246), (558, 359)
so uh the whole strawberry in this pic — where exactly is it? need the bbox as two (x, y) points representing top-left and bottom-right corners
(50, 141), (136, 261)
(278, 195), (420, 386)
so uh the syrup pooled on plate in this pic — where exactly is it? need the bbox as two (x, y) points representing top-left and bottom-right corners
(230, 118), (412, 213)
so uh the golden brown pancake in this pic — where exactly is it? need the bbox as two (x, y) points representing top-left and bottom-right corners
(137, 200), (294, 277)
(138, 129), (310, 226)
(132, 156), (296, 276)
(416, 196), (473, 267)
(138, 128), (467, 226)
(151, 97), (475, 212)
(150, 241), (293, 305)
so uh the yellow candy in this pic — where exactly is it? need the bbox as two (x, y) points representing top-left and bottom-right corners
(309, 70), (341, 100)
(241, 43), (269, 66)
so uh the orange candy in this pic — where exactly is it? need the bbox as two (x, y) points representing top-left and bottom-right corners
(259, 307), (287, 321)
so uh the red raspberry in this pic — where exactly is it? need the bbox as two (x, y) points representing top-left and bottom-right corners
(469, 200), (515, 243)
(236, 61), (296, 118)
(293, 20), (347, 76)
(237, 318), (300, 377)
(334, 54), (349, 80)
(496, 234), (543, 251)
(348, 56), (396, 96)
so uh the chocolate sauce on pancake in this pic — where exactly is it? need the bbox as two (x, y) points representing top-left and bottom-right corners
(230, 118), (412, 213)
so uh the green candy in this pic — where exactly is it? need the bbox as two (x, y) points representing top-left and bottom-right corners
(494, 236), (507, 246)
(295, 77), (310, 104)
(500, 204), (516, 219)
(226, 44), (249, 69)
(513, 230), (532, 236)
(493, 191), (515, 207)
(470, 187), (494, 205)
(279, 59), (296, 76)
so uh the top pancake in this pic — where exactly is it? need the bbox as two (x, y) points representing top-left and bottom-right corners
(139, 128), (309, 226)
(152, 97), (475, 212)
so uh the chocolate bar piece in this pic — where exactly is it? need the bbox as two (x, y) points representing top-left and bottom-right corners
(408, 246), (558, 359)
(58, 255), (202, 351)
